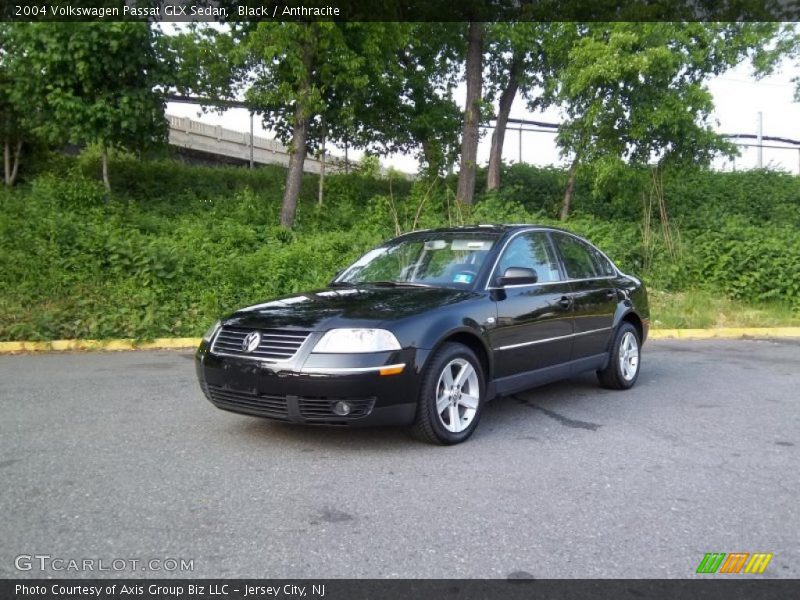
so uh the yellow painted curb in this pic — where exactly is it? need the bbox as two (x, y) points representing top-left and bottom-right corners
(0, 338), (201, 354)
(648, 327), (800, 340)
(1, 328), (799, 354)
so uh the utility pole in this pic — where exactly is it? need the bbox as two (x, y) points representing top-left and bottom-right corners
(756, 111), (763, 169)
(318, 116), (326, 205)
(249, 111), (254, 169)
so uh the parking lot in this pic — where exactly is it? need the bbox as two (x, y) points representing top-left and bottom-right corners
(1, 338), (798, 578)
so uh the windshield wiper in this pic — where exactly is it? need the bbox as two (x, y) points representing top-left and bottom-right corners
(360, 280), (432, 288)
(327, 281), (357, 288)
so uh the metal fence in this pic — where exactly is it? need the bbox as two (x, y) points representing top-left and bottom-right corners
(487, 114), (800, 175)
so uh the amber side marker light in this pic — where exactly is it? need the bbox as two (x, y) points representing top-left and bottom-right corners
(379, 365), (405, 376)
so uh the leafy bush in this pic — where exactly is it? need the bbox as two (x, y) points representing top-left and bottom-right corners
(684, 221), (800, 307)
(0, 177), (386, 340)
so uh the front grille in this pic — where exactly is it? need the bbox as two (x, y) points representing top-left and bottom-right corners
(298, 397), (376, 421)
(206, 385), (289, 420)
(210, 326), (311, 361)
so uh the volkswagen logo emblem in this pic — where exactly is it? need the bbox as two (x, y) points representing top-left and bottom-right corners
(241, 331), (261, 353)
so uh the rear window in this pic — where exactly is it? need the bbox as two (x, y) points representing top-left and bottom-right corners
(552, 233), (603, 279)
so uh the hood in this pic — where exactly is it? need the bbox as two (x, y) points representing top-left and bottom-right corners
(223, 285), (478, 331)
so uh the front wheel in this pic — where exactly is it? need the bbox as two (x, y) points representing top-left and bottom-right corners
(411, 343), (485, 445)
(597, 322), (641, 390)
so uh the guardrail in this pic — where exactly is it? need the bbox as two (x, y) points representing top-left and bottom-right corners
(167, 114), (349, 175)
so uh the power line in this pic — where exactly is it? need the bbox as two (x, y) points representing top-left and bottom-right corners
(487, 116), (800, 147)
(722, 133), (800, 147)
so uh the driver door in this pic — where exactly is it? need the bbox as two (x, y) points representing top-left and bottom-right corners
(489, 231), (574, 378)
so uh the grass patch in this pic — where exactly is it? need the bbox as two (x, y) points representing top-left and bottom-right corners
(650, 289), (800, 329)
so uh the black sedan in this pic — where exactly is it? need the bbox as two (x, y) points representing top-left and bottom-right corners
(196, 225), (650, 444)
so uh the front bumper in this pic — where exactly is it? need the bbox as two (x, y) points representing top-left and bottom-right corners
(195, 340), (423, 427)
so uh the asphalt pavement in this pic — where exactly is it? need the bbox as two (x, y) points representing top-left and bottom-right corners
(1, 339), (798, 578)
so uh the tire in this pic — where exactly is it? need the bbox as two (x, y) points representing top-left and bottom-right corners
(597, 322), (641, 390)
(411, 342), (485, 445)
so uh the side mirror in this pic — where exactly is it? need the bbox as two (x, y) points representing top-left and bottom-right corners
(498, 266), (538, 287)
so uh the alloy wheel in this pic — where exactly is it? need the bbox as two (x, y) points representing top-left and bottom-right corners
(435, 358), (480, 433)
(619, 331), (640, 381)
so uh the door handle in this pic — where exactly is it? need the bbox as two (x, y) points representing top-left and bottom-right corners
(558, 296), (572, 309)
(606, 289), (617, 299)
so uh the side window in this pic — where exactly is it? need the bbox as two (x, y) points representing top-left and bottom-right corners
(553, 234), (600, 279)
(496, 232), (562, 283)
(590, 247), (616, 276)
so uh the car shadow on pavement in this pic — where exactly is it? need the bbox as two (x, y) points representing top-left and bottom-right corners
(478, 361), (666, 436)
(233, 418), (414, 450)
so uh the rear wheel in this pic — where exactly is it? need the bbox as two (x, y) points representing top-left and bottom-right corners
(411, 343), (485, 445)
(597, 322), (640, 390)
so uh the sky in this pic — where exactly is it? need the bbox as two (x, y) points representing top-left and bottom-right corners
(166, 55), (800, 176)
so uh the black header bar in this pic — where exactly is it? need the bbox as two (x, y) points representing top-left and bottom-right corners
(2, 579), (800, 600)
(2, 0), (799, 22)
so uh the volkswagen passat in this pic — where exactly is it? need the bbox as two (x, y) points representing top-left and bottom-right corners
(196, 225), (649, 444)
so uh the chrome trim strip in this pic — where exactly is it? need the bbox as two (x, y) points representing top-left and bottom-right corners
(217, 331), (308, 338)
(487, 276), (617, 291)
(214, 340), (299, 349)
(496, 327), (612, 351)
(572, 326), (613, 337)
(299, 363), (407, 375)
(207, 350), (296, 364)
(497, 334), (569, 351)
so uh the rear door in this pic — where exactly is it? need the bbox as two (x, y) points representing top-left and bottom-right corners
(489, 231), (574, 378)
(550, 232), (617, 360)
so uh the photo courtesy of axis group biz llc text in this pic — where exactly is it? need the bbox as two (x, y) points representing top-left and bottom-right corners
(15, 584), (325, 597)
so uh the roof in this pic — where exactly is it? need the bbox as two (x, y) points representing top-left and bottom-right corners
(399, 224), (571, 236)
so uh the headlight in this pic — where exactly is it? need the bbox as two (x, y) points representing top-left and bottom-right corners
(202, 320), (222, 342)
(311, 328), (401, 353)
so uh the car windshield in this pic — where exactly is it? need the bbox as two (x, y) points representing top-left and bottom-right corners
(335, 232), (499, 288)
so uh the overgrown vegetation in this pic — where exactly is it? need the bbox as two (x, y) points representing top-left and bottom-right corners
(1, 155), (799, 341)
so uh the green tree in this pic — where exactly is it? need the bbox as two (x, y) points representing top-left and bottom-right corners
(0, 24), (30, 187)
(549, 22), (779, 220)
(349, 23), (463, 178)
(455, 22), (484, 206)
(10, 23), (167, 191)
(232, 22), (407, 228)
(753, 23), (800, 101)
(161, 23), (247, 105)
(484, 23), (575, 192)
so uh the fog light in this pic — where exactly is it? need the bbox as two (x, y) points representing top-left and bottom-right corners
(332, 401), (351, 416)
